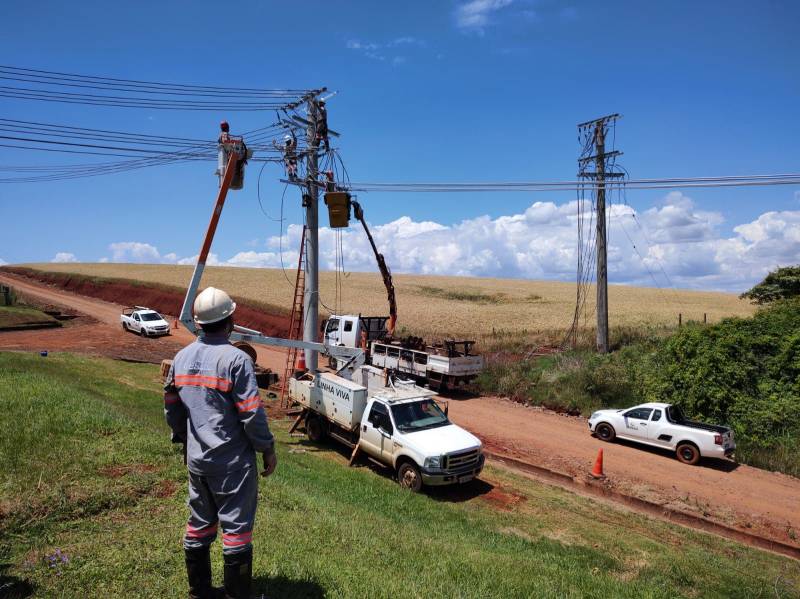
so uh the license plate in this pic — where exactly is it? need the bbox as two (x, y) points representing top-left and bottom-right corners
(458, 475), (474, 484)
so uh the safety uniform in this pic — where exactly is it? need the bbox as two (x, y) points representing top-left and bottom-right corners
(164, 332), (274, 555)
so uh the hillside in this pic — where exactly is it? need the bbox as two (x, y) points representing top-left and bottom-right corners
(20, 263), (754, 341)
(1, 352), (797, 598)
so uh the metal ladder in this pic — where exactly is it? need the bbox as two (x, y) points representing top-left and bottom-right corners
(280, 225), (307, 408)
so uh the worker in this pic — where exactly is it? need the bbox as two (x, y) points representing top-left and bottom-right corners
(164, 286), (277, 599)
(218, 120), (230, 144)
(315, 99), (329, 151)
(323, 169), (336, 192)
(275, 133), (298, 180)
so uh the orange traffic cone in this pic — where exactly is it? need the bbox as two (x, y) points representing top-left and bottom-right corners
(591, 448), (605, 478)
(296, 350), (307, 372)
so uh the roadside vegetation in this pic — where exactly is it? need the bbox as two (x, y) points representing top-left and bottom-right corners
(479, 284), (800, 477)
(2, 352), (798, 598)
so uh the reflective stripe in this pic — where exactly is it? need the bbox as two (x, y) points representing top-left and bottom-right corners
(175, 374), (232, 392)
(164, 392), (181, 405)
(222, 531), (252, 546)
(186, 522), (218, 538)
(235, 395), (261, 412)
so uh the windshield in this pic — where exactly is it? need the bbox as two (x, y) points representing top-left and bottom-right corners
(391, 399), (449, 432)
(140, 312), (163, 321)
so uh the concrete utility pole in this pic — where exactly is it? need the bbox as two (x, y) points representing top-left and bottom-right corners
(577, 114), (622, 353)
(303, 98), (320, 371)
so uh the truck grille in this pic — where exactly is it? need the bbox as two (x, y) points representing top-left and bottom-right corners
(444, 449), (480, 471)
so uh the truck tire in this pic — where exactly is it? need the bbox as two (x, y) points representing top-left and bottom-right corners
(140, 327), (147, 337)
(122, 322), (128, 332)
(676, 442), (700, 465)
(397, 462), (423, 493)
(306, 416), (326, 443)
(596, 423), (616, 442)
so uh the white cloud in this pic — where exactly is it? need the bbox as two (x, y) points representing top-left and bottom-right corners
(100, 195), (800, 293)
(455, 0), (514, 32)
(346, 36), (426, 63)
(0, 257), (7, 266)
(108, 242), (163, 263)
(51, 252), (78, 263)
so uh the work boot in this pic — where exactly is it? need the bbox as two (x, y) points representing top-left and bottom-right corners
(185, 546), (219, 599)
(223, 548), (253, 599)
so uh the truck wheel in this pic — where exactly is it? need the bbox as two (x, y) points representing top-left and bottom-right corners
(397, 462), (423, 493)
(306, 416), (326, 443)
(122, 322), (128, 332)
(596, 423), (616, 442)
(140, 328), (147, 337)
(676, 443), (700, 465)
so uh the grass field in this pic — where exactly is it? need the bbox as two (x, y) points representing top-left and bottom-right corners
(0, 306), (59, 330)
(19, 263), (755, 342)
(1, 351), (798, 598)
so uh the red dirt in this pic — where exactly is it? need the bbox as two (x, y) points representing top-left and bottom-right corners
(481, 486), (527, 512)
(3, 267), (290, 338)
(0, 271), (288, 372)
(99, 464), (159, 478)
(448, 395), (800, 549)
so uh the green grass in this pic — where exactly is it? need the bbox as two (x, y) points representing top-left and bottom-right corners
(0, 306), (60, 330)
(1, 352), (798, 598)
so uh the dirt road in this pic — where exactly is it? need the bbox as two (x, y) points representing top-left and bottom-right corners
(0, 272), (287, 372)
(448, 394), (800, 548)
(4, 271), (799, 550)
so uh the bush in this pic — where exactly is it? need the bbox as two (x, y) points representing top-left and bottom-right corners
(479, 299), (800, 476)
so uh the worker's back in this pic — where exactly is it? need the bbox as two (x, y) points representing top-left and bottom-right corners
(170, 334), (265, 475)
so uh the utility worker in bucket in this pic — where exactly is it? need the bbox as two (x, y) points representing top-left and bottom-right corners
(164, 286), (277, 599)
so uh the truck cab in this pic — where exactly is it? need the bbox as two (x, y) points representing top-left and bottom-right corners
(289, 370), (484, 492)
(360, 386), (484, 491)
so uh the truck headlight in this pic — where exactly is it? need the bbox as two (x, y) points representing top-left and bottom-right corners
(424, 456), (442, 470)
(590, 411), (600, 420)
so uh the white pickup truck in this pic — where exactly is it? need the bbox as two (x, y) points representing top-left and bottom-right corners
(290, 367), (485, 492)
(120, 306), (171, 337)
(588, 402), (735, 465)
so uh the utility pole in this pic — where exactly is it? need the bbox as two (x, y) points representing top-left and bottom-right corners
(303, 98), (320, 372)
(577, 114), (623, 353)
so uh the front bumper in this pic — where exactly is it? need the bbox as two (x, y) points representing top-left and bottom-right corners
(421, 454), (485, 486)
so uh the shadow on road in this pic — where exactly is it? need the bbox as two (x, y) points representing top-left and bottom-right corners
(606, 436), (740, 472)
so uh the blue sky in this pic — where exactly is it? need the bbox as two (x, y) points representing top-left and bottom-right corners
(0, 0), (798, 291)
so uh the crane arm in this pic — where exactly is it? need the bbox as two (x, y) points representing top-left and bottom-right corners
(351, 200), (397, 336)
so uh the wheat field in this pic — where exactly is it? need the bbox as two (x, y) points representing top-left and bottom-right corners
(22, 263), (756, 341)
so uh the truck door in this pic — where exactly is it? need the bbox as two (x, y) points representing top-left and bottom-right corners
(324, 318), (341, 345)
(132, 313), (141, 332)
(621, 407), (652, 439)
(646, 408), (672, 447)
(341, 317), (357, 347)
(361, 401), (392, 462)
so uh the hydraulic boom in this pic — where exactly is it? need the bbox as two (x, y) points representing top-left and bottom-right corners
(351, 200), (397, 336)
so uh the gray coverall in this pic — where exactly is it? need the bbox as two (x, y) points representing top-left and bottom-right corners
(164, 333), (274, 555)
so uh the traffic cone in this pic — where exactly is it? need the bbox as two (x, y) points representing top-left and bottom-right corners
(296, 350), (307, 372)
(591, 448), (605, 479)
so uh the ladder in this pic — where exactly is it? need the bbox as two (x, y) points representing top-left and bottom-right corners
(280, 225), (307, 408)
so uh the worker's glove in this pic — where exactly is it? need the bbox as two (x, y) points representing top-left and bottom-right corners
(261, 450), (277, 478)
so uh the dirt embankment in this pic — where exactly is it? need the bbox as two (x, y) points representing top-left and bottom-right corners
(3, 267), (290, 337)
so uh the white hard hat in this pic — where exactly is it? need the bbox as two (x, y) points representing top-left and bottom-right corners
(284, 134), (292, 142)
(194, 287), (236, 325)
